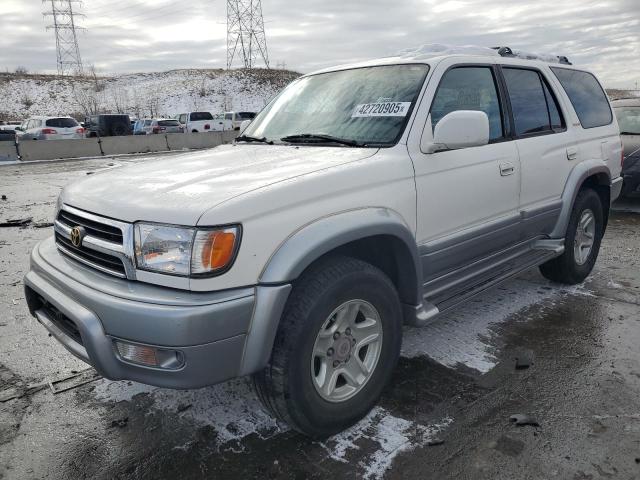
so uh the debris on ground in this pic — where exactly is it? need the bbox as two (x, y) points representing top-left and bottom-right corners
(515, 349), (535, 370)
(32, 221), (53, 228)
(48, 368), (101, 394)
(1, 195), (6, 200)
(509, 414), (540, 427)
(177, 403), (193, 413)
(110, 417), (129, 429)
(0, 217), (32, 228)
(426, 438), (445, 446)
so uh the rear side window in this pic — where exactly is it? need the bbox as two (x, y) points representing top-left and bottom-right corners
(46, 117), (78, 128)
(431, 67), (504, 141)
(502, 68), (565, 136)
(190, 112), (213, 121)
(551, 68), (612, 129)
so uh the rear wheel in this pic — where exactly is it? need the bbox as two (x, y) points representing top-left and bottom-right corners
(540, 188), (604, 284)
(253, 256), (402, 438)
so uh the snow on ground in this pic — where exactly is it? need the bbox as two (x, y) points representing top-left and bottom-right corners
(92, 274), (585, 477)
(0, 68), (299, 120)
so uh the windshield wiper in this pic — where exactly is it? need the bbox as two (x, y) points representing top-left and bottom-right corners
(620, 131), (640, 135)
(281, 133), (364, 147)
(236, 135), (273, 144)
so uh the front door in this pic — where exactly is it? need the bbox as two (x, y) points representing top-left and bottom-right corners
(409, 62), (521, 283)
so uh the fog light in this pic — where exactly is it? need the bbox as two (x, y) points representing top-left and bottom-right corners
(114, 341), (183, 369)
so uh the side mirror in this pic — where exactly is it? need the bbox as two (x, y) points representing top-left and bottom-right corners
(15, 126), (23, 132)
(422, 110), (490, 153)
(239, 119), (251, 134)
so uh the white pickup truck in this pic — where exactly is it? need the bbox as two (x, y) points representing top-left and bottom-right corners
(175, 111), (225, 133)
(25, 45), (623, 438)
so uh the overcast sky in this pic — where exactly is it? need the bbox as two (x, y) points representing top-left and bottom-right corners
(1, 0), (639, 88)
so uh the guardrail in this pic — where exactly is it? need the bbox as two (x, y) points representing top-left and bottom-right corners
(0, 130), (239, 162)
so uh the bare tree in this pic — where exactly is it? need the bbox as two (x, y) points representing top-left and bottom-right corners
(111, 87), (129, 114)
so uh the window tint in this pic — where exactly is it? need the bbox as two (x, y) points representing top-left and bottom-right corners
(551, 68), (612, 129)
(158, 120), (180, 127)
(503, 68), (555, 136)
(542, 81), (563, 130)
(431, 67), (503, 141)
(190, 112), (213, 121)
(46, 117), (78, 128)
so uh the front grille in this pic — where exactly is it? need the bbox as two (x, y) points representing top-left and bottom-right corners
(56, 231), (127, 276)
(57, 209), (123, 244)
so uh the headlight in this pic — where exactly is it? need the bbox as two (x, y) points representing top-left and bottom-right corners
(134, 223), (240, 277)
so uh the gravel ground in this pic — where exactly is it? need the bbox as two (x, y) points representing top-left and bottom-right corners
(1, 156), (639, 480)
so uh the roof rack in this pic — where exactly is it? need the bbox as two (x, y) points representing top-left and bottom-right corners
(492, 46), (572, 65)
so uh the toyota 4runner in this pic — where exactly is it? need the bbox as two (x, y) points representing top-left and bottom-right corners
(24, 45), (623, 437)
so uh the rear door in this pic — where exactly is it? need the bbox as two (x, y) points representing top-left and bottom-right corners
(410, 59), (521, 282)
(500, 66), (576, 239)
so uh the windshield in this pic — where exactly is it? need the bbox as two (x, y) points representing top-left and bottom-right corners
(237, 112), (256, 119)
(46, 117), (78, 128)
(244, 64), (429, 146)
(615, 106), (640, 134)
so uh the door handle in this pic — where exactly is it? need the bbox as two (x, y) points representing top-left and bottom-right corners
(567, 147), (578, 161)
(499, 162), (515, 176)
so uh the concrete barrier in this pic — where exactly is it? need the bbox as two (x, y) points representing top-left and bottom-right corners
(0, 142), (19, 162)
(100, 134), (169, 156)
(17, 138), (102, 162)
(12, 129), (241, 162)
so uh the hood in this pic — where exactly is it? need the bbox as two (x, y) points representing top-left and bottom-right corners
(61, 144), (378, 225)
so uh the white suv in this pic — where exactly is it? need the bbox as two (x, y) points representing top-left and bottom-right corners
(24, 45), (623, 437)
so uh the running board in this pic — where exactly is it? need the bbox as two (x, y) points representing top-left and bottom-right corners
(531, 238), (565, 254)
(429, 249), (557, 315)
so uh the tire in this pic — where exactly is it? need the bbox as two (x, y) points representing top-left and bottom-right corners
(253, 255), (402, 438)
(539, 188), (604, 284)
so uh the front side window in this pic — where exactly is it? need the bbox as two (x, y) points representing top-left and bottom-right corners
(245, 64), (430, 146)
(225, 113), (233, 120)
(551, 67), (612, 129)
(503, 68), (564, 136)
(614, 107), (640, 135)
(431, 67), (503, 141)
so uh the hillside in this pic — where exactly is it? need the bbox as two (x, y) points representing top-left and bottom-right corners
(0, 68), (300, 121)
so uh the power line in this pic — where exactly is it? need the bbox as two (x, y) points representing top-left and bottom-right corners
(43, 0), (84, 75)
(226, 0), (269, 69)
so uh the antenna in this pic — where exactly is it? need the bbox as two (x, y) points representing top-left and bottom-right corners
(43, 0), (84, 76)
(226, 0), (270, 69)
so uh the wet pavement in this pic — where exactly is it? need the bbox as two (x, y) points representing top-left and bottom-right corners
(1, 156), (639, 479)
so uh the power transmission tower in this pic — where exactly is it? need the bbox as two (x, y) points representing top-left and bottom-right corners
(43, 0), (84, 76)
(226, 0), (270, 70)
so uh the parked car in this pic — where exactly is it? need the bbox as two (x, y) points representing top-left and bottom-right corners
(25, 46), (622, 438)
(15, 116), (84, 141)
(0, 121), (21, 132)
(133, 119), (153, 135)
(0, 130), (16, 142)
(175, 112), (224, 133)
(224, 111), (256, 130)
(612, 98), (640, 196)
(150, 118), (184, 134)
(84, 114), (132, 137)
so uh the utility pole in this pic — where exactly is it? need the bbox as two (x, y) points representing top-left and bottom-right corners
(43, 0), (84, 76)
(226, 0), (270, 70)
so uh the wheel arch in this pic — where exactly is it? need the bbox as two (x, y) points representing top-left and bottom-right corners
(259, 208), (422, 307)
(550, 161), (612, 238)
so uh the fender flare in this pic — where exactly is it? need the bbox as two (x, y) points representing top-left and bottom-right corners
(259, 207), (422, 303)
(550, 160), (611, 239)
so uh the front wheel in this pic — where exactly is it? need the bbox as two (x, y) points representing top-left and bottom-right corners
(540, 188), (604, 284)
(253, 256), (402, 438)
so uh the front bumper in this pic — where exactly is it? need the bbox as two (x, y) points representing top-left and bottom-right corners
(24, 237), (290, 389)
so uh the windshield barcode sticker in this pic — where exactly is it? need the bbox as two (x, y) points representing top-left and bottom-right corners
(352, 102), (412, 118)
